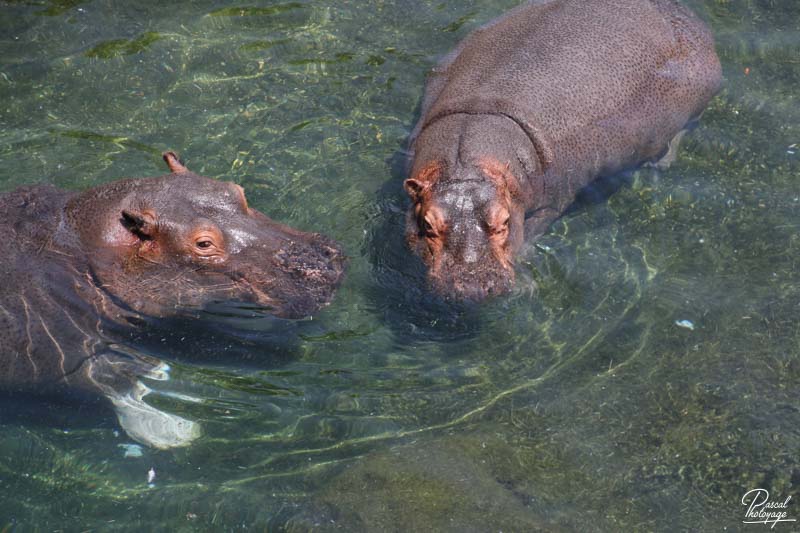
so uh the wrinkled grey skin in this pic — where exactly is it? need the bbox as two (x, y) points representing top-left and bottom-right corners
(406, 0), (722, 301)
(0, 152), (345, 447)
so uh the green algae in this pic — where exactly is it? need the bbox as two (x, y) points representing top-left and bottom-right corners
(85, 32), (163, 59)
(208, 3), (306, 17)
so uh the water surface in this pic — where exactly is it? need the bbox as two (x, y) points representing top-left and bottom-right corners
(1, 0), (799, 530)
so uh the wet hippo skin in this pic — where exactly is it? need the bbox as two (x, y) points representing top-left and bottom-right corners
(405, 0), (722, 301)
(0, 152), (345, 448)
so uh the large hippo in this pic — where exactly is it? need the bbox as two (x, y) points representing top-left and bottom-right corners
(405, 0), (722, 300)
(0, 152), (345, 448)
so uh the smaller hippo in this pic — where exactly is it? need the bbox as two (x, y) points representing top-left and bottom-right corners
(405, 0), (722, 300)
(0, 152), (345, 448)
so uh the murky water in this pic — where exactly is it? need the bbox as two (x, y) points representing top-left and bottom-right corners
(1, 0), (799, 530)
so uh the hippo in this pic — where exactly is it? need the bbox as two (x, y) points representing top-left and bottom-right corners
(0, 152), (345, 448)
(405, 0), (722, 300)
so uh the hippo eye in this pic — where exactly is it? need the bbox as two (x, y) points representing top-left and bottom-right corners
(195, 237), (217, 251)
(490, 217), (510, 236)
(191, 229), (224, 258)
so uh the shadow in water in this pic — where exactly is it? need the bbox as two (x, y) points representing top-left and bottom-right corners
(0, 388), (113, 432)
(563, 169), (637, 217)
(125, 306), (334, 368)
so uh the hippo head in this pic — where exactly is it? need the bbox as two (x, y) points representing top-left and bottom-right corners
(404, 158), (526, 301)
(66, 152), (345, 319)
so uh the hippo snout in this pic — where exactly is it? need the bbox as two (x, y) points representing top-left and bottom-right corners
(430, 264), (515, 302)
(264, 235), (346, 318)
(280, 235), (346, 282)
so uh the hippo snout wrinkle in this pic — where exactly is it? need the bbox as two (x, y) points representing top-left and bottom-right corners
(404, 0), (721, 302)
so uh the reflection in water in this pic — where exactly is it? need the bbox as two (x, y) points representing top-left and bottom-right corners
(1, 0), (799, 530)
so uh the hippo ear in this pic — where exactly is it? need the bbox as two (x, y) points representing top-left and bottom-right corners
(403, 179), (430, 203)
(478, 158), (524, 202)
(405, 162), (443, 203)
(163, 151), (188, 174)
(121, 209), (157, 239)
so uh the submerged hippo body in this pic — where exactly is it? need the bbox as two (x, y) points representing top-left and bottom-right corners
(0, 152), (345, 448)
(406, 0), (722, 300)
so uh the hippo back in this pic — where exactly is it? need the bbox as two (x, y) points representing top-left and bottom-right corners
(0, 186), (102, 388)
(416, 0), (722, 210)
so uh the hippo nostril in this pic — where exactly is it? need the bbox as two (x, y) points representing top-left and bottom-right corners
(441, 269), (517, 301)
(322, 246), (342, 261)
(450, 280), (487, 302)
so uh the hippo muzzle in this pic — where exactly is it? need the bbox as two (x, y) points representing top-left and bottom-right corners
(428, 257), (515, 302)
(251, 233), (346, 318)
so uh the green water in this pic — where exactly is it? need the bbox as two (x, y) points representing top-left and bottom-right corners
(1, 0), (799, 530)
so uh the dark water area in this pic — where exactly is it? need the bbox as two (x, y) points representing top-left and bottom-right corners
(1, 0), (799, 531)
